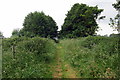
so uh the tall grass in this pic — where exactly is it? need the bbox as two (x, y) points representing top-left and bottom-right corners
(2, 36), (119, 78)
(2, 37), (57, 78)
(60, 36), (119, 78)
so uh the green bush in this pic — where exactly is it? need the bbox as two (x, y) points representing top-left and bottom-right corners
(61, 36), (119, 78)
(17, 37), (47, 54)
(81, 36), (109, 49)
(110, 33), (120, 37)
(2, 37), (29, 51)
(2, 37), (56, 78)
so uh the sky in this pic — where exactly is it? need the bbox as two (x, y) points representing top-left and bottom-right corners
(0, 0), (118, 37)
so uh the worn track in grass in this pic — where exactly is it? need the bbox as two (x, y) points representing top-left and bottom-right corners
(52, 43), (78, 78)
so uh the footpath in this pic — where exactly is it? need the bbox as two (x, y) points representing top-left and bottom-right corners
(52, 43), (78, 78)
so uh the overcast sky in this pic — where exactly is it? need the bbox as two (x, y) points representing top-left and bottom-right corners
(0, 0), (118, 37)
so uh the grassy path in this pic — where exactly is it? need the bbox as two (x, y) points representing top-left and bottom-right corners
(52, 43), (78, 78)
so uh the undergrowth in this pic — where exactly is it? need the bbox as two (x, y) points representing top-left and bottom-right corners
(61, 36), (119, 78)
(2, 37), (57, 78)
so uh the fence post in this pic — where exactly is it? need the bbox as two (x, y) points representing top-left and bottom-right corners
(12, 45), (16, 59)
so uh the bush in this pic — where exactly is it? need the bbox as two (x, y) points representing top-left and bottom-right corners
(2, 37), (56, 78)
(110, 33), (120, 37)
(81, 36), (109, 49)
(2, 37), (29, 51)
(17, 37), (47, 54)
(61, 36), (119, 78)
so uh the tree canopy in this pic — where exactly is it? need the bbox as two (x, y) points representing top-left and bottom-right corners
(112, 1), (120, 10)
(20, 11), (58, 38)
(12, 29), (20, 36)
(60, 3), (103, 38)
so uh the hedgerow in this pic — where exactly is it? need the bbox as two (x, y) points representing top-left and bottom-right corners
(2, 37), (56, 78)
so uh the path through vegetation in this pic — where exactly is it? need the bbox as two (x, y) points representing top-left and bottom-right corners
(2, 37), (119, 78)
(52, 43), (78, 78)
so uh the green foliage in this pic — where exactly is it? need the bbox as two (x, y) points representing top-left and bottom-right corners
(109, 1), (120, 33)
(81, 36), (111, 49)
(21, 11), (58, 38)
(17, 38), (47, 54)
(109, 15), (120, 32)
(60, 3), (103, 38)
(2, 37), (57, 78)
(0, 31), (4, 38)
(12, 29), (20, 36)
(61, 36), (119, 78)
(110, 33), (120, 37)
(16, 37), (56, 62)
(3, 37), (29, 51)
(2, 36), (119, 78)
(112, 1), (120, 10)
(0, 31), (2, 37)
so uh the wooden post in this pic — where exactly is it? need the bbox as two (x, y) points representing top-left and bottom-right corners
(12, 45), (16, 59)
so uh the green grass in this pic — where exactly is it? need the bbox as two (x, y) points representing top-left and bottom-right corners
(2, 36), (120, 78)
(60, 36), (119, 78)
(2, 37), (57, 78)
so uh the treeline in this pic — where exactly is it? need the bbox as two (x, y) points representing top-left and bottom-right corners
(11, 3), (106, 39)
(0, 2), (119, 39)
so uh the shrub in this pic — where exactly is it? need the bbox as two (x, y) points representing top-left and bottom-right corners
(2, 37), (29, 51)
(81, 36), (112, 49)
(2, 37), (56, 78)
(61, 36), (119, 78)
(17, 37), (47, 54)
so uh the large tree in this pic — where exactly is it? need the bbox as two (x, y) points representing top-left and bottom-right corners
(20, 11), (58, 38)
(60, 3), (103, 38)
